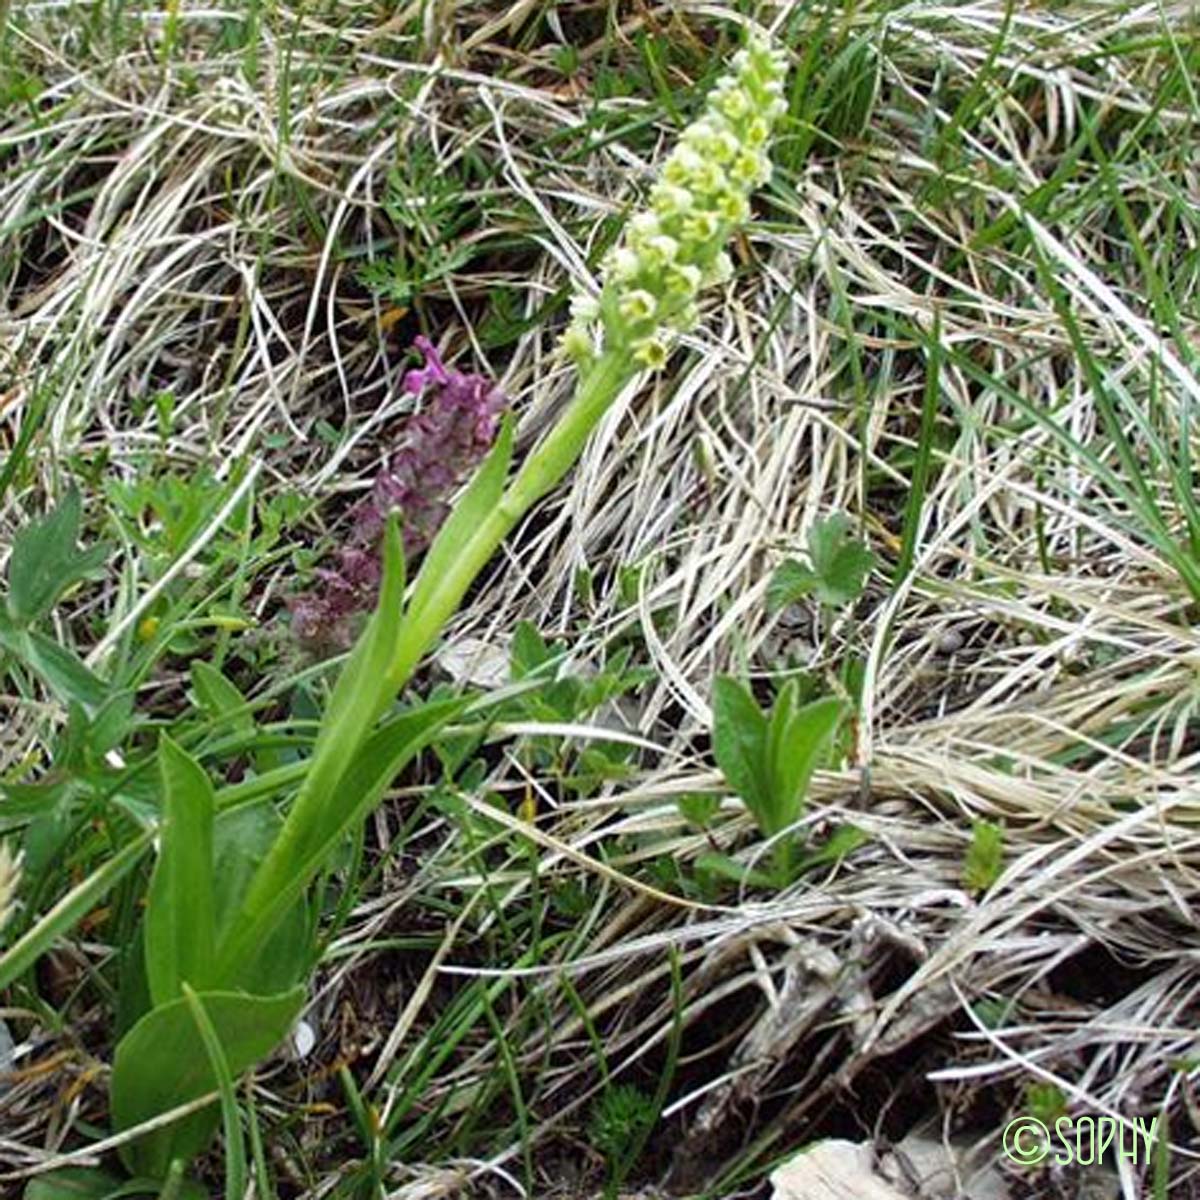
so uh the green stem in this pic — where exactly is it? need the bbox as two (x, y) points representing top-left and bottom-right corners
(387, 349), (633, 692)
(214, 353), (633, 983)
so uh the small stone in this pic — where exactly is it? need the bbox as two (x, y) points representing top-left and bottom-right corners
(935, 628), (964, 655)
(291, 1019), (316, 1060)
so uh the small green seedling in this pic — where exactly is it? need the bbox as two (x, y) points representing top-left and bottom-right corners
(588, 1083), (657, 1197)
(706, 676), (854, 887)
(963, 819), (1005, 894)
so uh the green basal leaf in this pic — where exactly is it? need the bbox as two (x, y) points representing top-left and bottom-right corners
(795, 823), (868, 875)
(189, 661), (254, 740)
(22, 1167), (130, 1199)
(762, 679), (803, 835)
(694, 851), (776, 891)
(212, 802), (311, 996)
(768, 693), (844, 831)
(214, 694), (467, 984)
(111, 986), (305, 1179)
(21, 1168), (208, 1199)
(144, 737), (217, 1006)
(711, 676), (769, 824)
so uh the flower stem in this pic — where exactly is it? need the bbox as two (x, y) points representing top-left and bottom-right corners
(386, 349), (632, 692)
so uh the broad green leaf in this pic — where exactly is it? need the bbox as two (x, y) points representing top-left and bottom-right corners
(212, 802), (310, 995)
(5, 490), (109, 627)
(0, 830), (153, 991)
(181, 985), (246, 1200)
(795, 823), (868, 875)
(509, 620), (551, 679)
(86, 691), (135, 757)
(189, 661), (254, 740)
(766, 559), (817, 611)
(23, 1167), (126, 1199)
(762, 680), (803, 835)
(111, 986), (305, 1178)
(677, 793), (720, 829)
(769, 515), (875, 611)
(144, 738), (217, 1006)
(216, 695), (467, 983)
(0, 775), (73, 834)
(115, 923), (152, 1040)
(21, 794), (79, 882)
(21, 1169), (204, 1199)
(768, 694), (844, 829)
(711, 676), (769, 823)
(693, 851), (775, 891)
(0, 626), (109, 712)
(804, 514), (875, 607)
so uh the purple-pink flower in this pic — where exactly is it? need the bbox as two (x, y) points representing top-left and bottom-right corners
(290, 337), (507, 650)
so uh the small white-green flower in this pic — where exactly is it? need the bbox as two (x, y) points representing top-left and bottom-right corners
(684, 210), (720, 243)
(0, 843), (21, 940)
(607, 247), (641, 280)
(666, 264), (703, 296)
(717, 86), (751, 121)
(561, 34), (789, 370)
(619, 289), (657, 323)
(745, 116), (771, 147)
(716, 191), (751, 223)
(633, 336), (669, 369)
(710, 129), (742, 164)
(629, 212), (661, 240)
(569, 294), (600, 322)
(643, 234), (680, 267)
(704, 251), (734, 286)
(651, 183), (693, 216)
(561, 323), (596, 364)
(664, 148), (703, 186)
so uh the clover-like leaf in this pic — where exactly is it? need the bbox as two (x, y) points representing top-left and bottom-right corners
(769, 513), (875, 610)
(5, 490), (109, 628)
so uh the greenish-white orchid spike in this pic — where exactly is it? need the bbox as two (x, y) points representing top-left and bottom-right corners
(0, 843), (19, 940)
(563, 35), (789, 370)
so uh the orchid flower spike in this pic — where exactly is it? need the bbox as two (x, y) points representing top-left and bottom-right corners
(562, 35), (789, 370)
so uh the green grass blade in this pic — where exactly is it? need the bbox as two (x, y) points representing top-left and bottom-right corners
(0, 830), (153, 991)
(181, 985), (246, 1200)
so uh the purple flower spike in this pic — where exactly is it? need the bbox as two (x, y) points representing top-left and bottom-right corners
(291, 337), (508, 651)
(403, 335), (451, 395)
